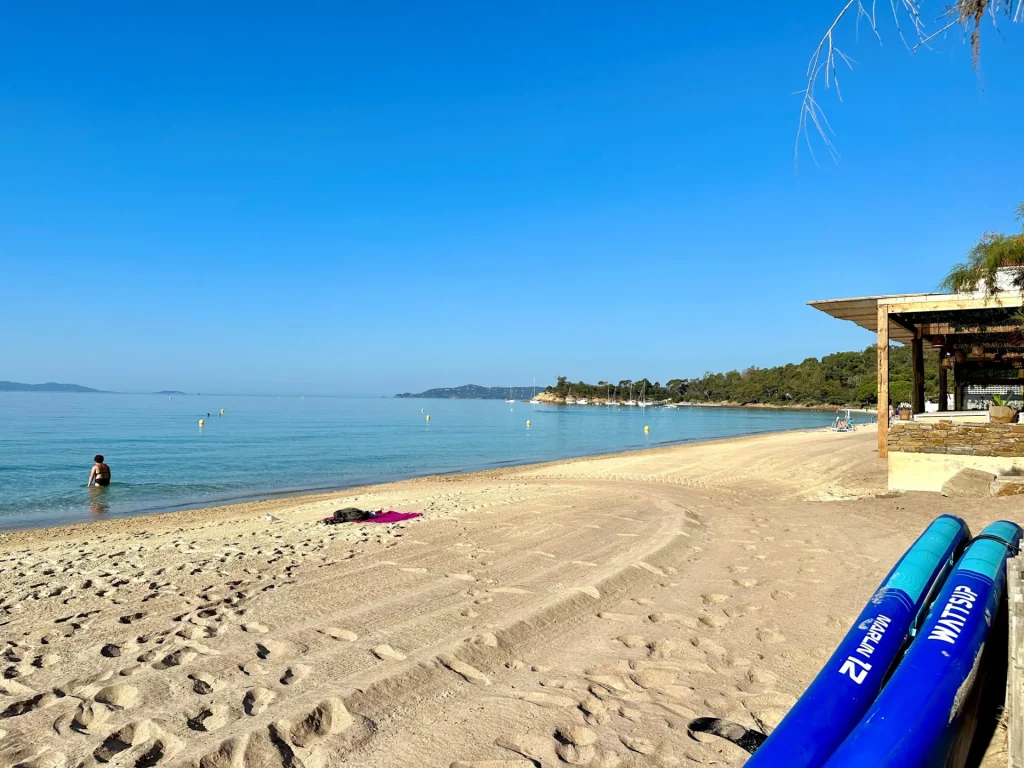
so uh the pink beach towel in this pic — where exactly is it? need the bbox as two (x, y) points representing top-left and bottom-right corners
(366, 511), (421, 524)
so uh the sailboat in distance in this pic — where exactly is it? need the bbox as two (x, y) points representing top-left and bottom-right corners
(637, 381), (648, 408)
(530, 377), (541, 404)
(504, 386), (515, 404)
(624, 383), (636, 407)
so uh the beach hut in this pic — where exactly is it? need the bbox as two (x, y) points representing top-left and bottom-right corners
(809, 288), (1024, 493)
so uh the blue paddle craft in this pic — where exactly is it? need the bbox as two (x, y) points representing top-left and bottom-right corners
(823, 520), (1022, 768)
(745, 514), (971, 768)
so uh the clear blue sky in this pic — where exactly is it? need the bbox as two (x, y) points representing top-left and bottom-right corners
(2, 3), (1021, 395)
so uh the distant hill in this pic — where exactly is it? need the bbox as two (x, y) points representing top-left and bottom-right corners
(395, 385), (540, 400)
(154, 390), (187, 395)
(0, 380), (104, 393)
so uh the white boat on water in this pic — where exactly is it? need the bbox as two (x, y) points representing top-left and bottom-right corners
(638, 381), (648, 408)
(623, 400), (636, 406)
(576, 397), (589, 405)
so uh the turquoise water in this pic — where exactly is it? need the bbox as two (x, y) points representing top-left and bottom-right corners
(0, 393), (835, 529)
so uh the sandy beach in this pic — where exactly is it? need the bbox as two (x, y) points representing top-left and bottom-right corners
(0, 427), (1017, 767)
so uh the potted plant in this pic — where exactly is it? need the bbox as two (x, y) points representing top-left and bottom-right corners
(989, 394), (1019, 424)
(897, 403), (913, 421)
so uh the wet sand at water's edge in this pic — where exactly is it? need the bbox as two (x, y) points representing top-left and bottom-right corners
(0, 428), (1017, 766)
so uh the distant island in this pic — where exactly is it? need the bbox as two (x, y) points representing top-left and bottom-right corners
(154, 390), (187, 395)
(0, 380), (104, 393)
(395, 385), (539, 400)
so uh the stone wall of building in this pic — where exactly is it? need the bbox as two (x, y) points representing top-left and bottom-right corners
(888, 421), (1024, 457)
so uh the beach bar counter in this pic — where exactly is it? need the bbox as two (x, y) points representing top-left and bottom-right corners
(810, 289), (1024, 493)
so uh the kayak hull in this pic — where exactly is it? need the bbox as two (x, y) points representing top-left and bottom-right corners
(823, 520), (1023, 768)
(746, 514), (971, 768)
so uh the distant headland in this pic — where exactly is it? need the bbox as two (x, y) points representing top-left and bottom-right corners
(0, 381), (194, 395)
(0, 380), (105, 393)
(395, 385), (538, 400)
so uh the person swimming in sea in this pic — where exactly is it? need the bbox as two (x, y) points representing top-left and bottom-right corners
(88, 455), (111, 487)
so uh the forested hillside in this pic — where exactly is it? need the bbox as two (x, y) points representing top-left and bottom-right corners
(547, 345), (937, 407)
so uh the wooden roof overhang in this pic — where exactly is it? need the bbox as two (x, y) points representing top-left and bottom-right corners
(808, 292), (1024, 344)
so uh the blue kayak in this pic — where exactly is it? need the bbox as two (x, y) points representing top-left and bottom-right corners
(745, 514), (971, 768)
(823, 519), (1022, 768)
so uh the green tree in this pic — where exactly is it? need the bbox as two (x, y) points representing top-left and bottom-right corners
(942, 203), (1024, 295)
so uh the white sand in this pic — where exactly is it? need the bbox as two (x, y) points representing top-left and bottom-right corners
(0, 428), (1015, 767)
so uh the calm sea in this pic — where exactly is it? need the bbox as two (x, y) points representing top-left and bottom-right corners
(0, 393), (835, 529)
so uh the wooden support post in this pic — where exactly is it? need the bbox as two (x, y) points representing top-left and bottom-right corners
(1008, 555), (1023, 768)
(877, 303), (889, 458)
(938, 355), (948, 412)
(912, 332), (924, 415)
(954, 362), (966, 410)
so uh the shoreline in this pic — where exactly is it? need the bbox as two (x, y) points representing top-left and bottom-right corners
(532, 396), (874, 413)
(0, 420), (838, 537)
(0, 424), (841, 544)
(2, 426), (1016, 766)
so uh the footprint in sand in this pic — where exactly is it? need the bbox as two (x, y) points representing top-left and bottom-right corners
(724, 603), (760, 618)
(630, 668), (677, 690)
(187, 704), (228, 732)
(691, 636), (729, 659)
(733, 578), (760, 588)
(728, 565), (749, 574)
(437, 654), (490, 686)
(243, 687), (276, 715)
(94, 683), (138, 709)
(770, 590), (795, 601)
(579, 694), (609, 725)
(702, 593), (730, 605)
(469, 632), (498, 648)
(699, 614), (729, 630)
(597, 612), (634, 622)
(189, 673), (219, 695)
(648, 639), (676, 659)
(241, 622), (269, 634)
(756, 628), (787, 644)
(118, 612), (145, 625)
(371, 644), (406, 661)
(240, 661), (268, 677)
(255, 641), (291, 660)
(152, 648), (198, 671)
(70, 701), (108, 734)
(280, 664), (311, 686)
(320, 627), (358, 642)
(648, 612), (697, 628)
(511, 690), (577, 709)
